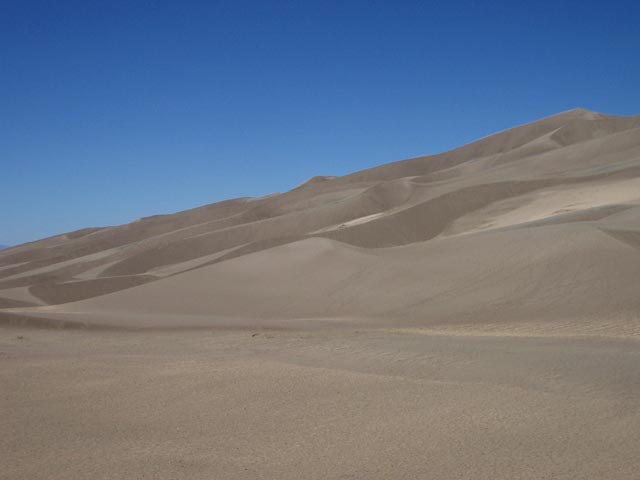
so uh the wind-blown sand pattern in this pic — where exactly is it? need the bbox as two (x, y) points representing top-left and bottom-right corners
(2, 108), (640, 479)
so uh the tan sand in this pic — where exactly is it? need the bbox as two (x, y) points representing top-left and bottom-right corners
(2, 108), (640, 478)
(2, 327), (640, 479)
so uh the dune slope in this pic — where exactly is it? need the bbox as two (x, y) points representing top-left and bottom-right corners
(2, 108), (640, 335)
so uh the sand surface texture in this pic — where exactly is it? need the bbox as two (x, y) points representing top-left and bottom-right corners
(2, 108), (640, 478)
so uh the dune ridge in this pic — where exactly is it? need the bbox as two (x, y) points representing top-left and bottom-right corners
(2, 108), (640, 336)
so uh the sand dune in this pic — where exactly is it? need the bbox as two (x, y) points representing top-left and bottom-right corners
(3, 108), (640, 479)
(3, 107), (639, 334)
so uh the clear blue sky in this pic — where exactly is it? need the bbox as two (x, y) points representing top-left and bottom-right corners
(2, 0), (639, 246)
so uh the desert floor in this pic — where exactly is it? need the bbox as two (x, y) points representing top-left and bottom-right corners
(2, 325), (640, 480)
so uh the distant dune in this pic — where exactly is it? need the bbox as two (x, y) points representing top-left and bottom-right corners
(2, 107), (640, 335)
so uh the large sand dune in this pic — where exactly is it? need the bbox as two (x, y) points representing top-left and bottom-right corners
(3, 108), (640, 479)
(2, 107), (640, 334)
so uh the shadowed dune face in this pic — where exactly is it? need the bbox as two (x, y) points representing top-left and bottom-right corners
(2, 108), (640, 335)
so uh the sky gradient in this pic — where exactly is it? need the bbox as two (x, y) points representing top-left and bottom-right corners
(2, 0), (639, 245)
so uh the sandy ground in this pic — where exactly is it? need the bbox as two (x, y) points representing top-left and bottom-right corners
(2, 325), (640, 480)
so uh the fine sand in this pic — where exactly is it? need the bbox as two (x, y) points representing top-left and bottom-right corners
(2, 108), (640, 478)
(2, 327), (640, 479)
